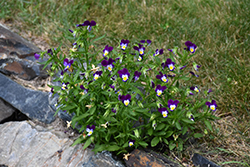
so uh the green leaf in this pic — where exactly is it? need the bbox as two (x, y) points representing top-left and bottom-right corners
(155, 131), (166, 136)
(165, 131), (173, 138)
(89, 106), (97, 115)
(73, 69), (81, 82)
(139, 141), (148, 148)
(179, 76), (190, 81)
(204, 120), (213, 131)
(175, 122), (182, 130)
(169, 143), (176, 150)
(92, 34), (106, 42)
(181, 118), (195, 124)
(61, 105), (76, 111)
(71, 136), (84, 147)
(182, 126), (188, 135)
(83, 137), (92, 149)
(155, 123), (165, 131)
(92, 144), (107, 153)
(163, 138), (169, 145)
(79, 93), (89, 102)
(148, 128), (153, 136)
(106, 145), (120, 151)
(151, 136), (160, 147)
(194, 133), (203, 138)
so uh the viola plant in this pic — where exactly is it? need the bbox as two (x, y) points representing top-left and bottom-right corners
(37, 20), (219, 155)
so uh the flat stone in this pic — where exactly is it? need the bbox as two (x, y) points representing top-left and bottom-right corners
(192, 153), (220, 167)
(0, 73), (55, 124)
(0, 121), (124, 167)
(0, 24), (48, 80)
(125, 149), (181, 167)
(0, 98), (16, 122)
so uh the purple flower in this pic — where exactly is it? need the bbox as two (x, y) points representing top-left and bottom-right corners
(93, 71), (102, 81)
(103, 45), (113, 57)
(61, 82), (69, 90)
(80, 85), (88, 94)
(69, 29), (74, 33)
(207, 88), (212, 94)
(86, 125), (95, 136)
(179, 65), (187, 70)
(34, 53), (40, 60)
(190, 115), (195, 121)
(80, 20), (96, 32)
(140, 40), (151, 46)
(167, 99), (179, 111)
(49, 87), (54, 97)
(134, 71), (141, 82)
(138, 55), (143, 61)
(101, 58), (115, 72)
(120, 94), (131, 106)
(120, 39), (130, 50)
(206, 100), (217, 111)
(128, 139), (135, 147)
(133, 44), (145, 56)
(190, 71), (199, 77)
(118, 68), (130, 82)
(163, 58), (175, 71)
(112, 108), (117, 114)
(185, 41), (197, 53)
(151, 81), (155, 88)
(63, 58), (74, 71)
(156, 71), (168, 83)
(168, 74), (176, 77)
(194, 64), (201, 71)
(158, 107), (169, 118)
(155, 85), (167, 97)
(190, 86), (200, 93)
(109, 84), (115, 90)
(153, 49), (164, 56)
(47, 49), (53, 56)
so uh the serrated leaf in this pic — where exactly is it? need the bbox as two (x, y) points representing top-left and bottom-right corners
(204, 120), (213, 131)
(151, 136), (160, 147)
(139, 141), (148, 148)
(175, 122), (182, 130)
(106, 145), (120, 151)
(194, 133), (203, 138)
(83, 137), (92, 149)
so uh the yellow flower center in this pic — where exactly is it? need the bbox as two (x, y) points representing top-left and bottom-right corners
(139, 51), (143, 55)
(211, 105), (215, 111)
(124, 101), (129, 106)
(66, 65), (69, 69)
(108, 67), (112, 71)
(129, 142), (133, 146)
(88, 131), (92, 135)
(170, 105), (175, 111)
(162, 78), (167, 82)
(169, 65), (173, 70)
(122, 45), (126, 49)
(94, 75), (99, 80)
(123, 76), (128, 81)
(190, 48), (194, 52)
(157, 90), (162, 96)
(104, 51), (108, 56)
(163, 113), (167, 117)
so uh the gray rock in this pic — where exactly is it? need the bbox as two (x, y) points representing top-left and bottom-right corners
(0, 24), (48, 80)
(192, 153), (220, 167)
(0, 121), (124, 167)
(82, 151), (125, 167)
(0, 98), (16, 122)
(0, 73), (55, 124)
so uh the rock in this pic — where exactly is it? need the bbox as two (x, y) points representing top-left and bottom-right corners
(0, 98), (16, 122)
(192, 153), (220, 167)
(0, 121), (124, 167)
(0, 73), (55, 124)
(125, 149), (181, 167)
(82, 151), (125, 167)
(0, 23), (48, 80)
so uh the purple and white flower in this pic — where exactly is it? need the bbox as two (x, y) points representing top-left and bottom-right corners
(61, 82), (69, 90)
(86, 125), (95, 136)
(153, 49), (163, 57)
(101, 58), (115, 72)
(155, 85), (167, 97)
(156, 71), (168, 83)
(190, 71), (199, 77)
(93, 71), (102, 81)
(103, 45), (113, 57)
(206, 100), (217, 111)
(162, 58), (175, 71)
(78, 20), (96, 32)
(185, 41), (197, 53)
(133, 43), (145, 56)
(63, 58), (74, 71)
(120, 94), (131, 106)
(118, 68), (130, 82)
(128, 139), (135, 147)
(133, 71), (141, 82)
(120, 39), (130, 50)
(167, 99), (180, 111)
(80, 85), (88, 94)
(158, 107), (169, 118)
(190, 86), (200, 93)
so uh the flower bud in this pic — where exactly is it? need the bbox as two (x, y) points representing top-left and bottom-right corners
(150, 113), (156, 121)
(134, 129), (140, 138)
(138, 101), (144, 108)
